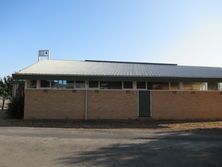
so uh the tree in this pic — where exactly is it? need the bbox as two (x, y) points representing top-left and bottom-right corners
(0, 76), (13, 110)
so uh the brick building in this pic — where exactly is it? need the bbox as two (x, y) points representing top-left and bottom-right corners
(13, 60), (222, 120)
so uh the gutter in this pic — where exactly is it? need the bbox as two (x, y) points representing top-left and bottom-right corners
(12, 73), (222, 82)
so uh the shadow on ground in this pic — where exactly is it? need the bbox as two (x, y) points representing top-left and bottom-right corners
(57, 128), (222, 167)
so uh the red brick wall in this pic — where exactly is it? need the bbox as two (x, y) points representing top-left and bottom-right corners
(88, 90), (138, 119)
(24, 89), (138, 120)
(24, 89), (222, 120)
(151, 91), (222, 120)
(24, 90), (85, 119)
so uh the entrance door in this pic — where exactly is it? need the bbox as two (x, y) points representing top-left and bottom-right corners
(139, 91), (151, 117)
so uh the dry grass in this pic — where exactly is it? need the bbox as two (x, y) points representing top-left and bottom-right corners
(0, 119), (222, 130)
(160, 121), (222, 131)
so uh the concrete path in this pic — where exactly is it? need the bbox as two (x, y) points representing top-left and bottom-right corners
(0, 127), (221, 167)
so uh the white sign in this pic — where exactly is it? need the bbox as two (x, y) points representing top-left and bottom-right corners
(38, 50), (50, 61)
(39, 50), (49, 57)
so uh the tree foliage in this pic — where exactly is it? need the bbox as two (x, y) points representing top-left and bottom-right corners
(7, 95), (24, 119)
(0, 76), (13, 110)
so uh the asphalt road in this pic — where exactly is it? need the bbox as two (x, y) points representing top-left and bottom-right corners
(0, 127), (221, 167)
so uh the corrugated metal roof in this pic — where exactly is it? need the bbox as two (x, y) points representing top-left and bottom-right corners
(14, 59), (222, 79)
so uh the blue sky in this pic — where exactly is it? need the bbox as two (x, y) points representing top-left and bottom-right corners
(1, 0), (222, 77)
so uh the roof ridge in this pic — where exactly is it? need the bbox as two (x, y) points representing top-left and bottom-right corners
(178, 65), (222, 69)
(85, 60), (177, 66)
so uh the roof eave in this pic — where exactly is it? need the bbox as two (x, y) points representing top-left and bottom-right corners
(12, 73), (222, 82)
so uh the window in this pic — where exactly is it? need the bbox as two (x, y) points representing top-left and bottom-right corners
(183, 82), (207, 91)
(218, 83), (222, 91)
(89, 81), (99, 88)
(123, 81), (133, 89)
(51, 80), (74, 89)
(170, 82), (180, 90)
(27, 80), (37, 88)
(137, 82), (146, 89)
(200, 82), (208, 91)
(40, 80), (50, 88)
(100, 81), (122, 89)
(51, 80), (59, 88)
(75, 81), (85, 88)
(147, 82), (169, 90)
(208, 82), (218, 91)
(65, 80), (74, 89)
(51, 80), (63, 88)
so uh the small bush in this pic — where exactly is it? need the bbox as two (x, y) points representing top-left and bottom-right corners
(7, 95), (24, 119)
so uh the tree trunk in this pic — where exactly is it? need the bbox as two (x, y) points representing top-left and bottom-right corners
(1, 98), (5, 110)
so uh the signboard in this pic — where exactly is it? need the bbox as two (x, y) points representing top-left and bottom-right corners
(38, 50), (49, 61)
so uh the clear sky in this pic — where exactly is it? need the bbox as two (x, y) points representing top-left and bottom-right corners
(1, 0), (222, 77)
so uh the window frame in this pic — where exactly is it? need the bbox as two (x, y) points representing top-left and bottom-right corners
(100, 81), (122, 89)
(136, 81), (147, 90)
(170, 82), (180, 90)
(75, 81), (86, 89)
(123, 81), (133, 89)
(27, 80), (37, 88)
(40, 80), (51, 88)
(147, 82), (169, 90)
(89, 81), (99, 89)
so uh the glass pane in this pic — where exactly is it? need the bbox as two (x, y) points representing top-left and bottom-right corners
(183, 82), (207, 91)
(218, 83), (222, 91)
(170, 82), (180, 90)
(147, 82), (169, 90)
(100, 81), (122, 89)
(89, 81), (99, 88)
(40, 80), (50, 88)
(65, 80), (74, 89)
(75, 81), (85, 88)
(27, 80), (37, 88)
(208, 82), (218, 91)
(137, 82), (146, 89)
(58, 80), (63, 85)
(51, 80), (74, 89)
(51, 80), (60, 88)
(123, 81), (133, 89)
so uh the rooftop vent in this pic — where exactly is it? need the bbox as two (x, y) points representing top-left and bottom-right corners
(38, 50), (50, 61)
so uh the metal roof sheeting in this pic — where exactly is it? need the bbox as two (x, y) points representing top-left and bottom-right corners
(14, 60), (222, 79)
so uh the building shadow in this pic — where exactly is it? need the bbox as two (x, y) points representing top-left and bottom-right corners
(57, 128), (222, 167)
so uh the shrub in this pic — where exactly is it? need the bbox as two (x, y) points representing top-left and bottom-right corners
(7, 95), (24, 119)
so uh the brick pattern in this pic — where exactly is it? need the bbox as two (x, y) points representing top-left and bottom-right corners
(88, 90), (138, 119)
(151, 91), (222, 120)
(24, 89), (138, 120)
(25, 89), (222, 120)
(24, 90), (85, 119)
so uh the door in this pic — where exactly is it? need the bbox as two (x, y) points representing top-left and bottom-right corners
(139, 91), (151, 117)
